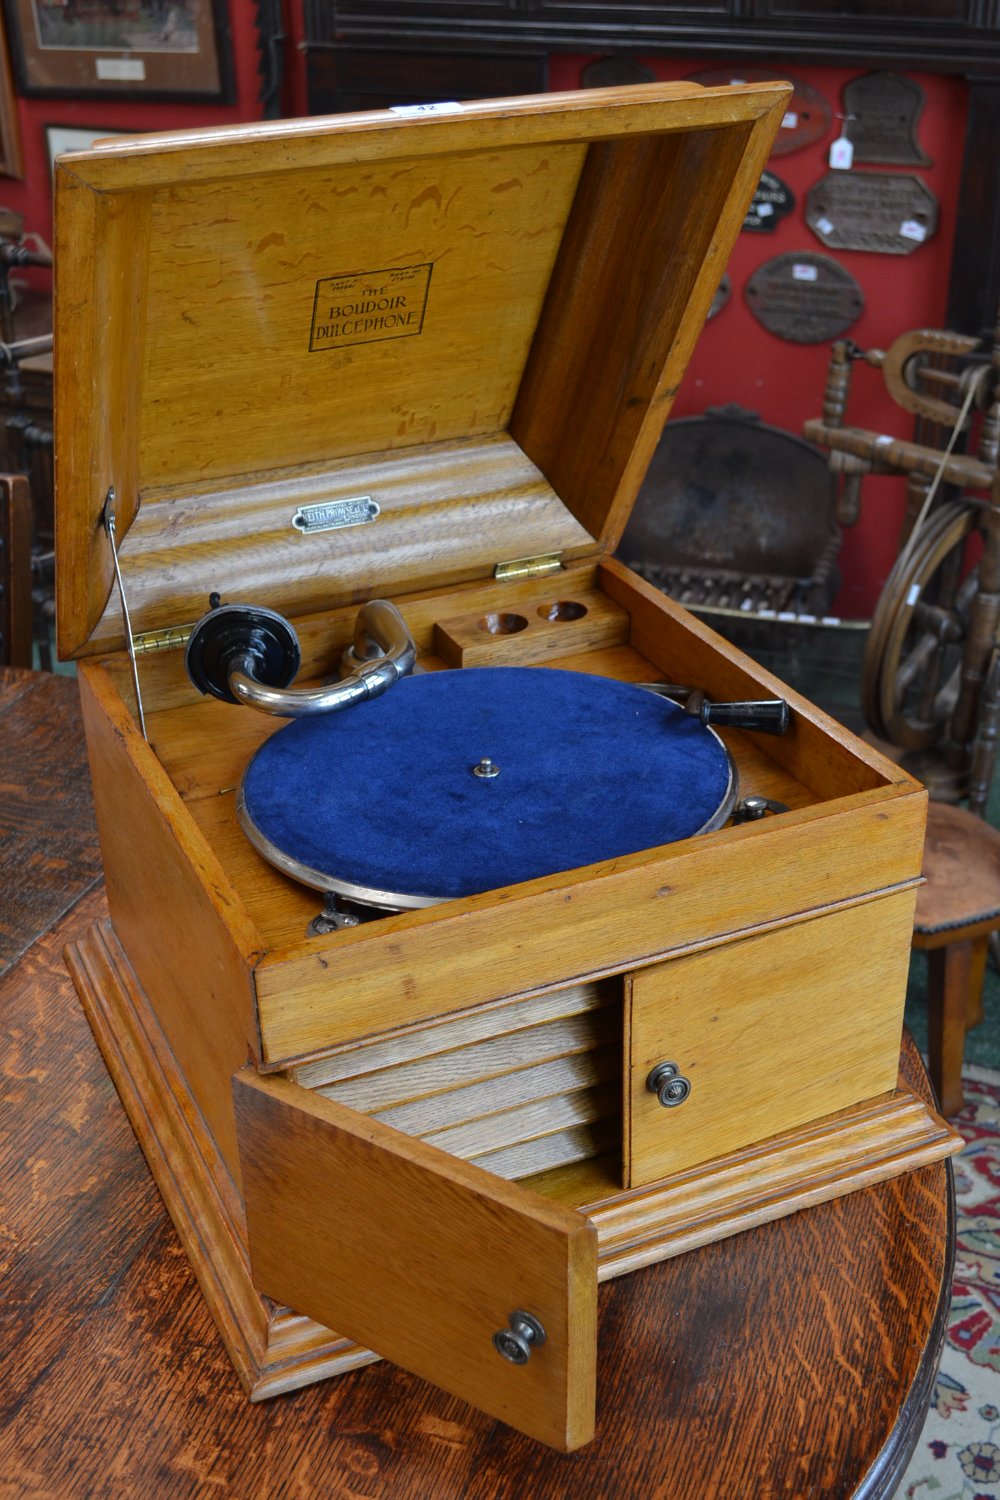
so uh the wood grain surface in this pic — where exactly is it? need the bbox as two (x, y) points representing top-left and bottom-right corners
(0, 666), (955, 1496)
(54, 83), (789, 658)
(0, 668), (100, 974)
(236, 1069), (598, 1451)
(0, 889), (953, 1498)
(626, 892), (917, 1185)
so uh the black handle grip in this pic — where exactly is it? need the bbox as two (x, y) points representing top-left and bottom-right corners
(686, 692), (790, 736)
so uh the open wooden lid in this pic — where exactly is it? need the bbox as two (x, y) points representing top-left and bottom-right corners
(54, 81), (789, 658)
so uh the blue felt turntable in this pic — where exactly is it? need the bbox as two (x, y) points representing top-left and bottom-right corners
(238, 667), (736, 910)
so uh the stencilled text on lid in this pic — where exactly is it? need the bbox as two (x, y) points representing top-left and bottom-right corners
(310, 264), (432, 352)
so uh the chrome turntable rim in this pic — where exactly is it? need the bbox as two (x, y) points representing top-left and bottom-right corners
(237, 667), (738, 912)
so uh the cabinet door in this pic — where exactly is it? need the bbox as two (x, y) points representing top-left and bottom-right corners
(233, 1070), (597, 1450)
(626, 890), (917, 1188)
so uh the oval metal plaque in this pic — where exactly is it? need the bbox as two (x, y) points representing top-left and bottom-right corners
(688, 69), (831, 155)
(806, 171), (938, 255)
(745, 253), (864, 344)
(743, 170), (796, 233)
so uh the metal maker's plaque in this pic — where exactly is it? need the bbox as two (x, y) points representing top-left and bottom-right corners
(745, 253), (864, 344)
(291, 496), (380, 534)
(743, 171), (795, 233)
(688, 69), (831, 155)
(806, 172), (938, 255)
(843, 73), (931, 166)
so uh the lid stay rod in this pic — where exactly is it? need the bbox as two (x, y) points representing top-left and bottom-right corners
(102, 487), (148, 741)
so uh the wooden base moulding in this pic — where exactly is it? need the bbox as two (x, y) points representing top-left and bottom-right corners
(67, 918), (960, 1405)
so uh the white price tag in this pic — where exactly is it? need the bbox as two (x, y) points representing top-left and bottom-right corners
(816, 216), (834, 235)
(792, 263), (818, 281)
(96, 56), (145, 81)
(729, 77), (746, 85)
(756, 201), (774, 217)
(389, 101), (463, 116)
(829, 136), (854, 170)
(906, 583), (921, 607)
(899, 219), (928, 242)
(781, 111), (798, 129)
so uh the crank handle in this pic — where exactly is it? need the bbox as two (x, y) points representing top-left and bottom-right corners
(682, 691), (790, 736)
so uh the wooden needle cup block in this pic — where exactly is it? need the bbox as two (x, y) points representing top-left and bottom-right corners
(54, 87), (961, 1453)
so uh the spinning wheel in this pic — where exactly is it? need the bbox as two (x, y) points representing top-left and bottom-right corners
(805, 314), (1000, 797)
(861, 501), (979, 749)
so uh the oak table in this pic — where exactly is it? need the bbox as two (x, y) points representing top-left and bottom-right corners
(0, 667), (953, 1499)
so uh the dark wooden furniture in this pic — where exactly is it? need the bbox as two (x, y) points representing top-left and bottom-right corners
(0, 473), (31, 666)
(300, 1), (1000, 339)
(312, 0), (1000, 75)
(0, 664), (956, 1494)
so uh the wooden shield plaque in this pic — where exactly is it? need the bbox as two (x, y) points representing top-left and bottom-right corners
(743, 171), (795, 233)
(806, 171), (937, 254)
(745, 253), (864, 343)
(843, 73), (932, 167)
(689, 69), (831, 155)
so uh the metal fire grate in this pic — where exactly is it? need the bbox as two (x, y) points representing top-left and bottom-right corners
(617, 405), (846, 626)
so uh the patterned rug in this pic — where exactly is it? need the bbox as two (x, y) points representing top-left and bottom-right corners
(901, 1065), (1000, 1499)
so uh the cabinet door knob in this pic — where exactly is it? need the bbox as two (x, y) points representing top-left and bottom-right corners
(647, 1061), (692, 1108)
(493, 1310), (546, 1364)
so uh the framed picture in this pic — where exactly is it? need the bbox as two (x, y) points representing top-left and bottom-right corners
(44, 120), (124, 166)
(0, 17), (22, 176)
(3, 0), (233, 102)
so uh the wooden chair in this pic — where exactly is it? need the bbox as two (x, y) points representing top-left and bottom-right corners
(0, 470), (32, 667)
(913, 802), (1000, 1115)
(806, 321), (1000, 1115)
(910, 647), (1000, 1116)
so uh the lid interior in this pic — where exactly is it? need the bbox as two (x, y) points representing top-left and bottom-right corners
(54, 83), (788, 656)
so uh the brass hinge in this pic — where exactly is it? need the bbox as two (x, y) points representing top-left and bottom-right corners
(494, 553), (563, 582)
(133, 623), (195, 655)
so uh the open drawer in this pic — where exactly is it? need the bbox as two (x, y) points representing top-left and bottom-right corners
(234, 1070), (598, 1450)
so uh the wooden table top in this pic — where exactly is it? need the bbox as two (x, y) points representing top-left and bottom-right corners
(0, 668), (953, 1499)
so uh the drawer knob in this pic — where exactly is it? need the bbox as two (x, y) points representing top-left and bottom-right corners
(647, 1061), (692, 1108)
(493, 1310), (546, 1365)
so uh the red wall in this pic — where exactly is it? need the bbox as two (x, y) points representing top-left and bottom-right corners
(551, 55), (969, 619)
(0, 21), (972, 621)
(0, 4), (266, 249)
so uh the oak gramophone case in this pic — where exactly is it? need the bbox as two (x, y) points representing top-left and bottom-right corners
(55, 84), (959, 1452)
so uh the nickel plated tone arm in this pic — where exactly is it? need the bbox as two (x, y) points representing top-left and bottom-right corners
(185, 597), (416, 717)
